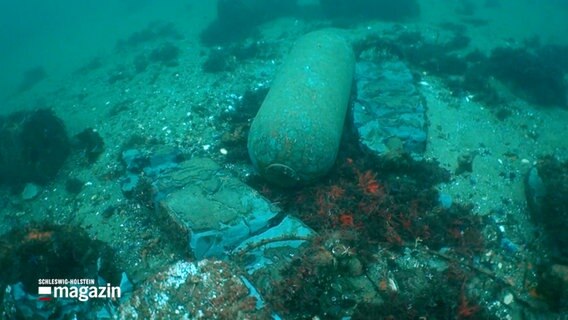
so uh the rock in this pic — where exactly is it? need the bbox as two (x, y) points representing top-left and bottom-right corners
(503, 292), (514, 305)
(21, 183), (40, 200)
(353, 59), (427, 159)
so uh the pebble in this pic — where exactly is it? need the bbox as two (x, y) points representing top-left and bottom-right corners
(503, 293), (514, 305)
(22, 183), (40, 200)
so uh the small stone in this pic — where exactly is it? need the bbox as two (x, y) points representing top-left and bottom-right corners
(22, 183), (40, 200)
(503, 293), (514, 305)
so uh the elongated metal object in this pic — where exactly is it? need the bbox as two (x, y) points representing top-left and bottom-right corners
(248, 29), (355, 186)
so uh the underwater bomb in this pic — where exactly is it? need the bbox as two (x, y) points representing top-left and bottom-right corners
(247, 29), (355, 187)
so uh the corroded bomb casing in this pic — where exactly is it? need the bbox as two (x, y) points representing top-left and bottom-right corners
(248, 29), (355, 187)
